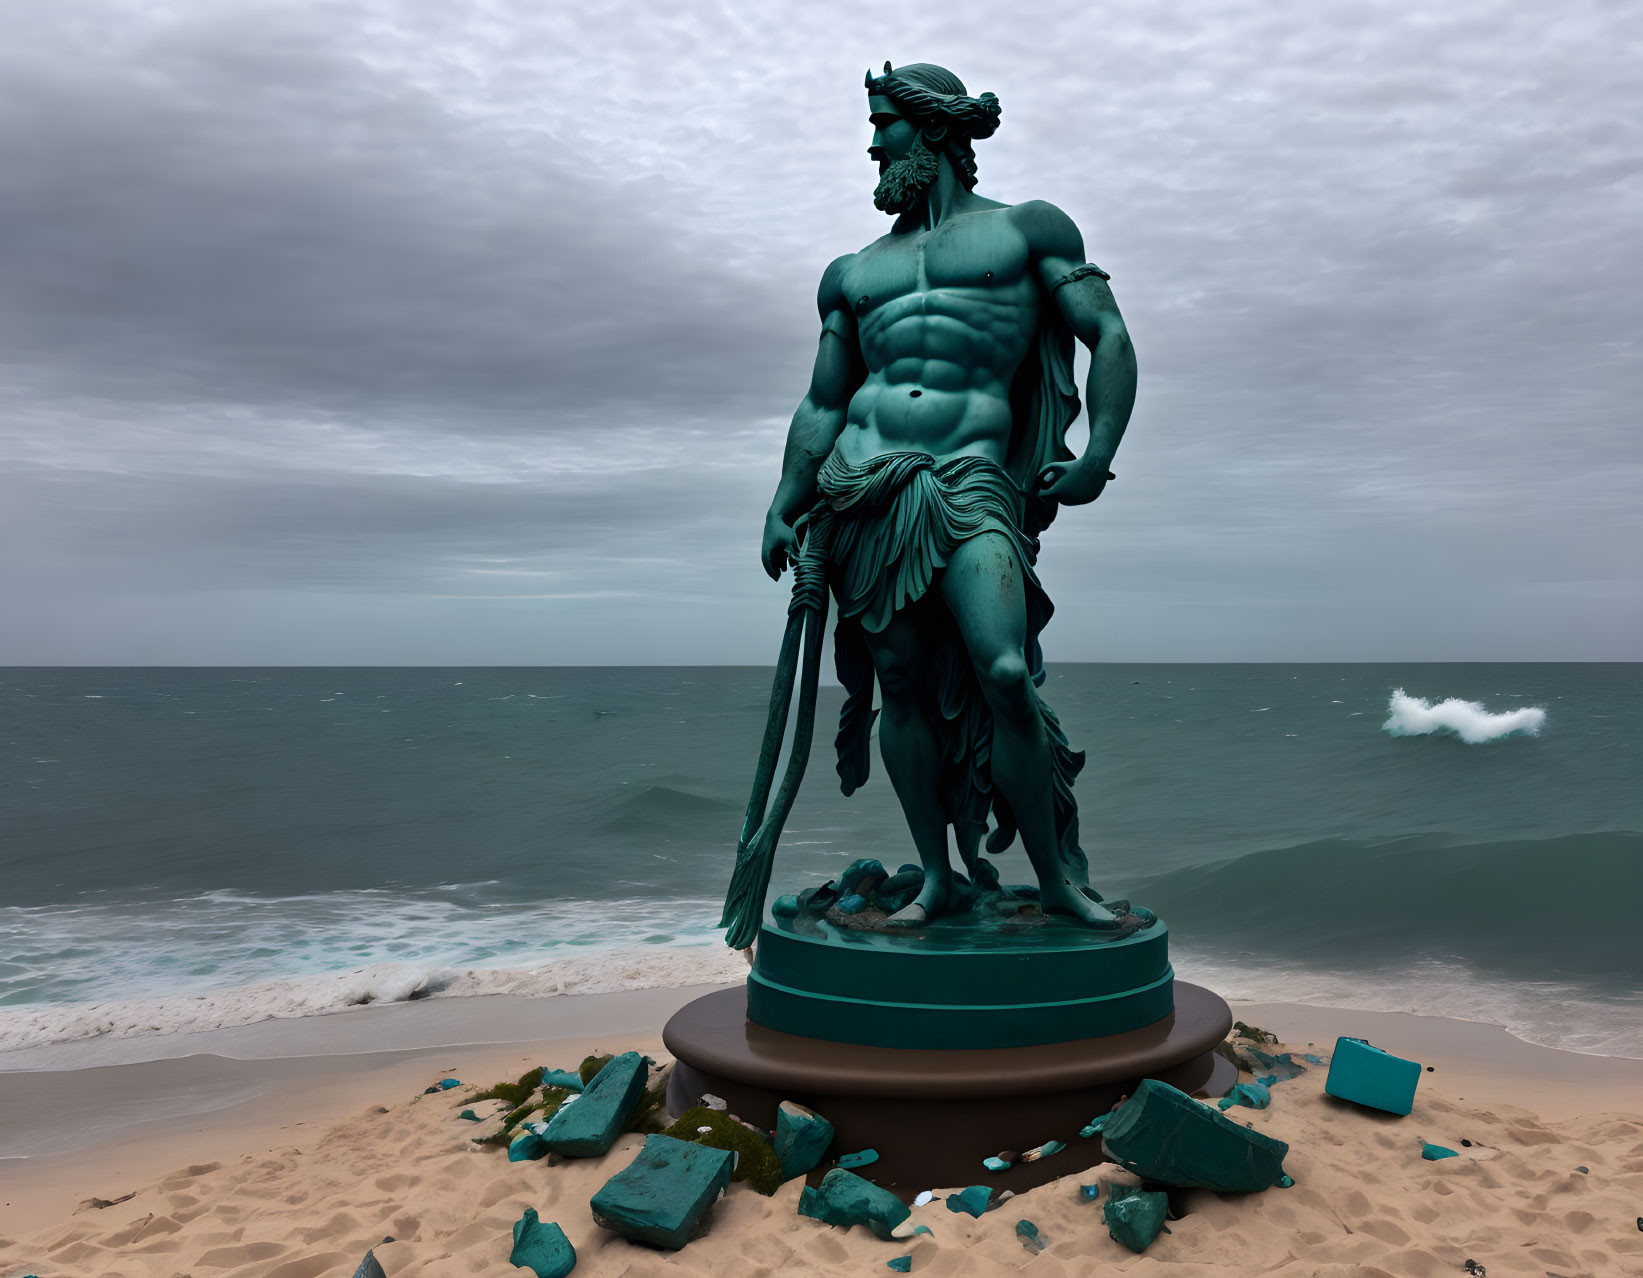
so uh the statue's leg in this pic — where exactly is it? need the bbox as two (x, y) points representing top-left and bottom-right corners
(862, 607), (954, 922)
(940, 534), (1118, 927)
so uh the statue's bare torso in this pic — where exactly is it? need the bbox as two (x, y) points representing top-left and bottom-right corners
(832, 200), (1040, 468)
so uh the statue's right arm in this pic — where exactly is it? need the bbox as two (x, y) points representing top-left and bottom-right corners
(762, 254), (865, 579)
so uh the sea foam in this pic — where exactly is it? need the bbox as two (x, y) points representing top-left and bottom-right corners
(1382, 688), (1546, 744)
(0, 945), (749, 1054)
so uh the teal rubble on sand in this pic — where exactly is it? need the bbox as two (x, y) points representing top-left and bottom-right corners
(1079, 1113), (1111, 1139)
(1103, 1187), (1169, 1254)
(540, 1069), (585, 1092)
(798, 1168), (910, 1240)
(983, 1156), (1010, 1172)
(1102, 1079), (1289, 1193)
(1015, 1219), (1045, 1255)
(774, 1100), (835, 1180)
(509, 1129), (549, 1162)
(458, 1108), (483, 1121)
(1422, 1143), (1459, 1161)
(1217, 1081), (1271, 1111)
(887, 1258), (912, 1273)
(591, 1134), (735, 1250)
(423, 1077), (462, 1094)
(1079, 1183), (1101, 1201)
(1324, 1036), (1421, 1116)
(351, 1250), (387, 1278)
(509, 1208), (576, 1278)
(542, 1052), (648, 1156)
(945, 1185), (992, 1218)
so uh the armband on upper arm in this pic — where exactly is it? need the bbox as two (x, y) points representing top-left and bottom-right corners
(819, 308), (853, 343)
(1052, 263), (1111, 292)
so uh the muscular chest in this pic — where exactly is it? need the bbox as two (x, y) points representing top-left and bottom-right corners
(843, 215), (1038, 352)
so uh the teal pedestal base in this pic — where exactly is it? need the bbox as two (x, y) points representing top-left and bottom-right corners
(749, 911), (1174, 1049)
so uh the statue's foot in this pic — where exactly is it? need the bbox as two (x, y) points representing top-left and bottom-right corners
(887, 877), (950, 926)
(1040, 883), (1142, 933)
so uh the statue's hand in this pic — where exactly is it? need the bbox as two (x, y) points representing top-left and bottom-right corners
(761, 510), (800, 580)
(1037, 462), (1115, 506)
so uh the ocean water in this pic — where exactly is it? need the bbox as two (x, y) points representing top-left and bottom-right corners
(2, 664), (1638, 1058)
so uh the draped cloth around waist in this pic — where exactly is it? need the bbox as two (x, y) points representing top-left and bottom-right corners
(816, 450), (1089, 885)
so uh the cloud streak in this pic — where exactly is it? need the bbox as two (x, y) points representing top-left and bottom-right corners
(0, 0), (1637, 662)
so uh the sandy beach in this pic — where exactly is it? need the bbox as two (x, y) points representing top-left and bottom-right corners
(2, 985), (1640, 1277)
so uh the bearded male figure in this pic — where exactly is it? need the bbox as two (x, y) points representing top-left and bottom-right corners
(737, 63), (1139, 935)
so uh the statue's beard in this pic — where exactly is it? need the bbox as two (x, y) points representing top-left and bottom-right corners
(873, 136), (940, 215)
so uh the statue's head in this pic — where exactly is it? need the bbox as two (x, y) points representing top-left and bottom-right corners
(864, 62), (1001, 216)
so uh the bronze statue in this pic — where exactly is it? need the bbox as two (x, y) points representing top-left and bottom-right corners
(723, 63), (1139, 947)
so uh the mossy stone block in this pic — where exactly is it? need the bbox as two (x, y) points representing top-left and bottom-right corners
(1103, 1188), (1168, 1254)
(590, 1133), (735, 1251)
(1102, 1078), (1289, 1193)
(1324, 1036), (1421, 1116)
(509, 1207), (576, 1278)
(774, 1099), (834, 1180)
(542, 1051), (648, 1156)
(797, 1168), (910, 1239)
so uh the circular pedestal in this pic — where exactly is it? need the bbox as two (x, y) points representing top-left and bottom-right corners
(750, 911), (1174, 1049)
(663, 981), (1235, 1195)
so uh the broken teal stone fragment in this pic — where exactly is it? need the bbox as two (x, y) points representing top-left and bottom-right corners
(774, 1100), (835, 1180)
(983, 1156), (1010, 1172)
(351, 1250), (387, 1278)
(797, 1168), (910, 1240)
(1103, 1188), (1169, 1254)
(1021, 1139), (1065, 1161)
(886, 1258), (911, 1273)
(1079, 1183), (1101, 1201)
(1303, 1053), (1325, 1065)
(1217, 1081), (1271, 1111)
(1080, 1113), (1111, 1139)
(1422, 1143), (1458, 1161)
(912, 1225), (931, 1236)
(509, 1208), (576, 1278)
(836, 893), (868, 915)
(771, 893), (801, 918)
(945, 1185), (992, 1218)
(837, 1148), (879, 1169)
(509, 1130), (549, 1162)
(590, 1133), (734, 1250)
(1324, 1037), (1421, 1116)
(437, 1078), (461, 1089)
(458, 1108), (482, 1121)
(1101, 1079), (1289, 1193)
(540, 1069), (585, 1092)
(1015, 1219), (1044, 1254)
(542, 1051), (648, 1156)
(1278, 1174), (1295, 1188)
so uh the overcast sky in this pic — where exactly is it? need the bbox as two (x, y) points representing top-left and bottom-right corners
(1, 0), (1637, 664)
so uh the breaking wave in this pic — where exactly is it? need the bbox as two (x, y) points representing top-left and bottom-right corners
(0, 946), (748, 1054)
(1382, 687), (1545, 743)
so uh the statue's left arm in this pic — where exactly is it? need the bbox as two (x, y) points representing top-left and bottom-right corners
(1013, 200), (1138, 506)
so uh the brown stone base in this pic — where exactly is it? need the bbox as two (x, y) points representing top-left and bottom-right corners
(663, 981), (1235, 1196)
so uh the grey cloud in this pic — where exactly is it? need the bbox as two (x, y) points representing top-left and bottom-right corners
(0, 0), (1638, 662)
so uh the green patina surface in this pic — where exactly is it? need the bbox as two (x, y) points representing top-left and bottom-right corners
(720, 62), (1143, 955)
(591, 1134), (735, 1251)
